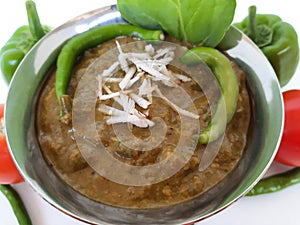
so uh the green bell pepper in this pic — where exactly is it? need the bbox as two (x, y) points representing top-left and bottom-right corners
(234, 6), (299, 87)
(0, 0), (51, 84)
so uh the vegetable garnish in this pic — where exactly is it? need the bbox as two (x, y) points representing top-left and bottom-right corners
(0, 104), (24, 184)
(55, 24), (164, 116)
(0, 0), (51, 84)
(246, 167), (300, 196)
(234, 5), (299, 87)
(117, 0), (236, 47)
(181, 47), (239, 144)
(274, 90), (300, 166)
(97, 41), (199, 128)
(0, 185), (32, 225)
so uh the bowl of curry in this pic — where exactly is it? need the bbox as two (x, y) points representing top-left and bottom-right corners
(5, 5), (283, 225)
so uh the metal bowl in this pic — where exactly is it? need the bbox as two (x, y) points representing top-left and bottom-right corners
(4, 5), (283, 225)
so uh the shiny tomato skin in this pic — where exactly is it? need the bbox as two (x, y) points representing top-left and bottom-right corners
(0, 103), (3, 118)
(0, 136), (24, 184)
(275, 90), (300, 166)
(0, 103), (24, 184)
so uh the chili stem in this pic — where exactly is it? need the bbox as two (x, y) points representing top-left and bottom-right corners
(248, 5), (257, 41)
(25, 0), (45, 41)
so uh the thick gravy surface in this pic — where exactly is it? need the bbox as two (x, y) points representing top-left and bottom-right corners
(36, 37), (251, 209)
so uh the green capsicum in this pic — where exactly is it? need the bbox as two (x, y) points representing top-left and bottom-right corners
(234, 6), (299, 87)
(0, 0), (51, 84)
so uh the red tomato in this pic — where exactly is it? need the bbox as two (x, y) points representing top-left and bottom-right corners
(275, 90), (300, 166)
(0, 103), (24, 184)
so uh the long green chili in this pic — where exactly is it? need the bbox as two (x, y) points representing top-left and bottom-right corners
(181, 47), (239, 144)
(55, 24), (164, 115)
(0, 185), (32, 225)
(247, 167), (300, 196)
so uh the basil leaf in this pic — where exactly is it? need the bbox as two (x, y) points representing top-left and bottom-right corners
(117, 0), (236, 47)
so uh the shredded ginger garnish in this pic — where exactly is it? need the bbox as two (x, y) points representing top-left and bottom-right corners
(96, 41), (199, 128)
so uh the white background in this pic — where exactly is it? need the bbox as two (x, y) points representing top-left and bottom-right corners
(1, 1), (300, 225)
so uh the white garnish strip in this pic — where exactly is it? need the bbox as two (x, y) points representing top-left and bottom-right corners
(96, 41), (198, 128)
(119, 66), (137, 90)
(129, 93), (151, 109)
(154, 87), (200, 120)
(101, 61), (120, 77)
(128, 72), (144, 88)
(128, 57), (170, 81)
(174, 73), (192, 82)
(103, 78), (123, 82)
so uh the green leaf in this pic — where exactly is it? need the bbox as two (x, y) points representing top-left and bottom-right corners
(117, 0), (236, 47)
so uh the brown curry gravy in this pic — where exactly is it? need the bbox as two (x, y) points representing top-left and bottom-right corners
(36, 37), (251, 209)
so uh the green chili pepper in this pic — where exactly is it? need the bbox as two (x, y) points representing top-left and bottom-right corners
(0, 184), (32, 225)
(234, 5), (299, 87)
(0, 0), (51, 84)
(181, 47), (239, 144)
(55, 24), (164, 114)
(247, 167), (300, 196)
